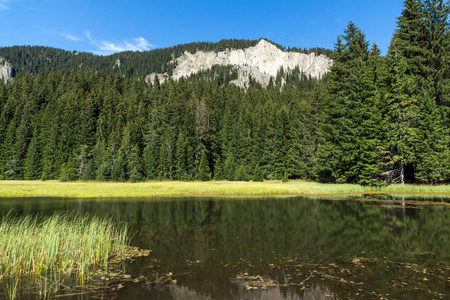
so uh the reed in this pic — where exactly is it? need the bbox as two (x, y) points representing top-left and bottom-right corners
(0, 212), (128, 282)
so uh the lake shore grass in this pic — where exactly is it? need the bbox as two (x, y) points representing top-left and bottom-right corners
(1, 180), (450, 198)
(0, 213), (128, 281)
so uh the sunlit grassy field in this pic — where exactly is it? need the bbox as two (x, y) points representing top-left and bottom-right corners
(1, 180), (450, 198)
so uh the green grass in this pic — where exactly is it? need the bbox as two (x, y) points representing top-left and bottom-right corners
(0, 213), (128, 282)
(1, 180), (450, 198)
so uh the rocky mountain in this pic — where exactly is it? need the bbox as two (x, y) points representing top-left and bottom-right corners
(147, 39), (332, 88)
(0, 39), (332, 88)
(0, 58), (14, 84)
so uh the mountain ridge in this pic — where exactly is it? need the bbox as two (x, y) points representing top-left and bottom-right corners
(0, 38), (332, 88)
(148, 39), (331, 88)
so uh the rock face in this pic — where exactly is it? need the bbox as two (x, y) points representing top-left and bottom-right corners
(145, 73), (166, 84)
(0, 58), (14, 84)
(147, 39), (332, 87)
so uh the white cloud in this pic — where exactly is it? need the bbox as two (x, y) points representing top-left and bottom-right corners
(0, 0), (10, 10)
(61, 32), (83, 42)
(85, 31), (154, 55)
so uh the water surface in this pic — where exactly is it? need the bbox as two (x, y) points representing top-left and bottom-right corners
(1, 196), (449, 299)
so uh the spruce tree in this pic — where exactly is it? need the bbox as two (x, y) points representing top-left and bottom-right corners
(382, 39), (420, 184)
(385, 0), (450, 183)
(197, 151), (210, 181)
(273, 108), (292, 179)
(316, 22), (370, 183)
(355, 44), (387, 185)
(252, 164), (264, 182)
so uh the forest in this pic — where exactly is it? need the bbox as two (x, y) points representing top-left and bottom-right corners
(0, 0), (448, 185)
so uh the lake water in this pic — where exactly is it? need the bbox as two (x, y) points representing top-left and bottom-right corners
(1, 196), (449, 299)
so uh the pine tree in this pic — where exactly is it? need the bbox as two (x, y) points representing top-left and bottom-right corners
(355, 44), (387, 185)
(385, 0), (450, 183)
(143, 106), (162, 179)
(414, 96), (450, 182)
(23, 130), (39, 179)
(234, 165), (249, 181)
(252, 164), (264, 182)
(382, 40), (420, 184)
(316, 22), (370, 183)
(128, 144), (143, 182)
(111, 150), (126, 181)
(197, 151), (210, 181)
(213, 156), (225, 180)
(273, 108), (292, 179)
(74, 144), (90, 180)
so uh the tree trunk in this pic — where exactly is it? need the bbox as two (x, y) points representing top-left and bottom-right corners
(400, 160), (405, 185)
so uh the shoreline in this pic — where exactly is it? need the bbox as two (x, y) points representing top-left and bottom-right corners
(1, 180), (450, 198)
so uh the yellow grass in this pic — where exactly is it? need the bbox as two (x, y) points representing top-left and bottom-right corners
(1, 180), (450, 198)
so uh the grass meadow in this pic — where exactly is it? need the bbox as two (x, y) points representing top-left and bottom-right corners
(1, 180), (450, 198)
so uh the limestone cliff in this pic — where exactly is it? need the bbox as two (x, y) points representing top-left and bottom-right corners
(0, 58), (14, 84)
(146, 39), (332, 88)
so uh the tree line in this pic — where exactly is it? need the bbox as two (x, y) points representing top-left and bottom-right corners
(0, 0), (448, 185)
(0, 69), (322, 182)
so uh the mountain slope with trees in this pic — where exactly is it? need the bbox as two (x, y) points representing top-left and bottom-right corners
(0, 39), (332, 79)
(0, 0), (448, 185)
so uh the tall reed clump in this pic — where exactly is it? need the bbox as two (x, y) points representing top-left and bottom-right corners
(0, 212), (128, 283)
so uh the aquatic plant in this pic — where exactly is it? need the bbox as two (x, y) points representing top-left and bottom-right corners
(0, 212), (128, 282)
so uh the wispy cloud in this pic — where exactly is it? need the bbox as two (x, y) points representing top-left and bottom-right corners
(86, 31), (154, 55)
(0, 0), (10, 10)
(61, 32), (83, 42)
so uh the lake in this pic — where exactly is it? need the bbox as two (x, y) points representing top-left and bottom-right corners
(1, 196), (449, 299)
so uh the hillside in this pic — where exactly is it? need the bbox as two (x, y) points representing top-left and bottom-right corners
(149, 39), (331, 88)
(0, 39), (332, 88)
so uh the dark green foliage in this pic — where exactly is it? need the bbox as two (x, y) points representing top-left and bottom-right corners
(0, 4), (448, 185)
(379, 0), (450, 184)
(252, 164), (264, 182)
(213, 156), (225, 180)
(273, 108), (292, 179)
(197, 151), (210, 181)
(0, 68), (325, 182)
(317, 22), (371, 183)
(59, 162), (75, 182)
(234, 165), (249, 182)
(317, 0), (450, 185)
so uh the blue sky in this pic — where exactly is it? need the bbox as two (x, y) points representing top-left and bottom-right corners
(0, 0), (405, 55)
